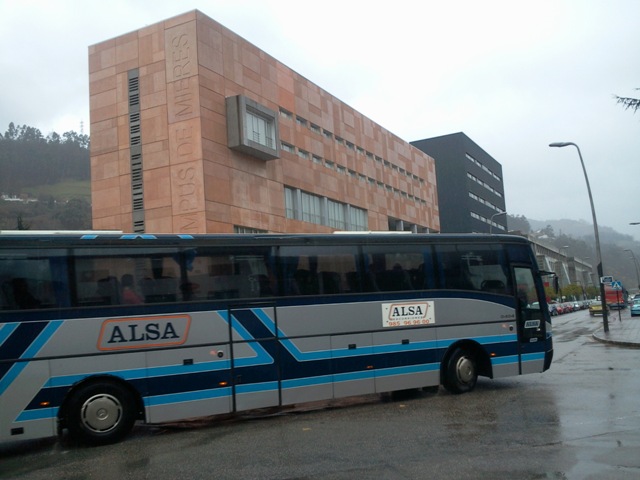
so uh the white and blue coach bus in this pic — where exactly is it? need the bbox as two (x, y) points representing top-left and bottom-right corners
(0, 232), (552, 445)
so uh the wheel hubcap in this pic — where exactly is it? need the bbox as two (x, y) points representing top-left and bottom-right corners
(456, 356), (475, 384)
(80, 394), (122, 433)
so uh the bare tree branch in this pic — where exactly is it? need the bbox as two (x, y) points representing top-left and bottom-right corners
(614, 88), (640, 113)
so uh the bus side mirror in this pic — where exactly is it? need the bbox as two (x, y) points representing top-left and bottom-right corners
(553, 276), (559, 294)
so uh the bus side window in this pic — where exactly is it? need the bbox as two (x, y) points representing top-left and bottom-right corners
(0, 250), (70, 310)
(279, 246), (358, 296)
(435, 245), (475, 290)
(7, 278), (41, 309)
(435, 244), (510, 293)
(361, 246), (427, 292)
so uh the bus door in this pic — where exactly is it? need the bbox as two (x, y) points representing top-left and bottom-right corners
(229, 305), (280, 412)
(513, 267), (547, 374)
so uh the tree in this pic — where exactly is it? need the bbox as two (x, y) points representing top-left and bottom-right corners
(615, 88), (640, 114)
(507, 214), (530, 233)
(55, 198), (91, 230)
(15, 215), (30, 230)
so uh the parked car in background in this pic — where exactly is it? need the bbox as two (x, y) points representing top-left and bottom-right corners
(589, 300), (609, 317)
(631, 299), (640, 317)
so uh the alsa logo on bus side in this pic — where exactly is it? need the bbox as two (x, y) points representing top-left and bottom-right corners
(382, 301), (435, 327)
(97, 315), (191, 351)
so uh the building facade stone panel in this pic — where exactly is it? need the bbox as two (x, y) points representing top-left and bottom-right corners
(90, 10), (439, 234)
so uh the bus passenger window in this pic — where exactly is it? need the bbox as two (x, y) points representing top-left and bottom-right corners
(279, 246), (358, 296)
(9, 278), (41, 309)
(361, 246), (429, 292)
(0, 250), (70, 310)
(435, 244), (510, 293)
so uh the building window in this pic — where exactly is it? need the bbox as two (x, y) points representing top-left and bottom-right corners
(234, 226), (268, 234)
(226, 95), (279, 161)
(285, 187), (296, 219)
(281, 142), (295, 153)
(349, 207), (368, 231)
(301, 191), (322, 224)
(246, 110), (274, 148)
(279, 108), (293, 119)
(327, 199), (346, 229)
(284, 187), (368, 231)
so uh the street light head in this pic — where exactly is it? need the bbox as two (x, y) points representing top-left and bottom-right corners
(549, 142), (573, 148)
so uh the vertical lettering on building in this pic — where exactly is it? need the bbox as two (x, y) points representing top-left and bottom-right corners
(177, 166), (198, 212)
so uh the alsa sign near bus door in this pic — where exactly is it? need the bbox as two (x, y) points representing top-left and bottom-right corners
(382, 301), (434, 327)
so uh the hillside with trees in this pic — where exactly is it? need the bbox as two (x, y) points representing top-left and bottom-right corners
(0, 123), (91, 230)
(508, 214), (640, 294)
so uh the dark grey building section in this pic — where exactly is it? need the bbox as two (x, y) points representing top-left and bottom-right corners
(411, 132), (506, 234)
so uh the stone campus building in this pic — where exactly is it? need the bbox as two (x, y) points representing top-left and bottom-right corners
(88, 10), (440, 234)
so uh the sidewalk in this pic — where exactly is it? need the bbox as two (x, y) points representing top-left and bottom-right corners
(592, 312), (640, 347)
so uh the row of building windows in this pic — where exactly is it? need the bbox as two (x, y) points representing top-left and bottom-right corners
(280, 139), (428, 206)
(466, 153), (501, 182)
(234, 226), (268, 234)
(468, 191), (502, 212)
(466, 172), (503, 199)
(284, 187), (368, 231)
(470, 211), (506, 231)
(280, 108), (426, 182)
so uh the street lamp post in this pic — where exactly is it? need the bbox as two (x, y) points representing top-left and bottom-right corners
(490, 211), (507, 234)
(560, 245), (570, 301)
(624, 249), (640, 291)
(549, 142), (609, 332)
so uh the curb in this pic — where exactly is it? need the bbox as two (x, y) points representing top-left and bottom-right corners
(592, 330), (640, 348)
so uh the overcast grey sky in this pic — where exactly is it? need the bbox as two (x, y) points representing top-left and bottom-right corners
(1, 0), (639, 240)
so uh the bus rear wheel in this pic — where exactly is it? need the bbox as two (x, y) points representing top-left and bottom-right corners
(66, 381), (136, 446)
(443, 347), (478, 394)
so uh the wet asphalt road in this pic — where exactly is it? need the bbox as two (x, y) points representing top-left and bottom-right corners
(1, 308), (639, 479)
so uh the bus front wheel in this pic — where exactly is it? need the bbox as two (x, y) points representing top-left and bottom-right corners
(443, 347), (478, 394)
(66, 381), (136, 446)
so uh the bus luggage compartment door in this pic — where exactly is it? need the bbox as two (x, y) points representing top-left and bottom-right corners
(229, 306), (280, 412)
(330, 333), (375, 398)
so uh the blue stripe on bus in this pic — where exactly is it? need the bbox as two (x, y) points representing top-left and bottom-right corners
(144, 387), (233, 407)
(46, 360), (233, 389)
(252, 306), (521, 361)
(490, 355), (519, 366)
(0, 320), (63, 396)
(16, 407), (58, 422)
(333, 369), (376, 383)
(375, 362), (440, 377)
(281, 374), (334, 389)
(0, 322), (19, 348)
(252, 308), (276, 335)
(236, 381), (279, 395)
(521, 352), (545, 362)
(221, 310), (275, 367)
(16, 362), (450, 421)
